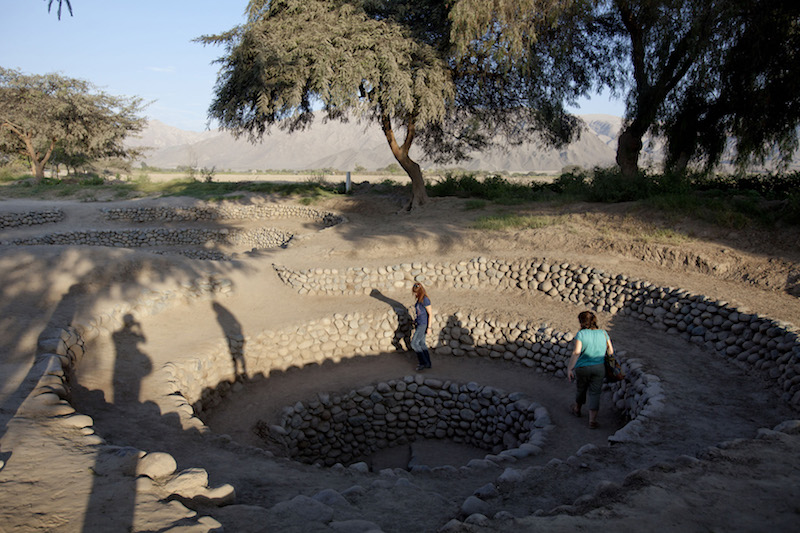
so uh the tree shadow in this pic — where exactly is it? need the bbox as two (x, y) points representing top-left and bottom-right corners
(212, 301), (247, 381)
(369, 289), (412, 351)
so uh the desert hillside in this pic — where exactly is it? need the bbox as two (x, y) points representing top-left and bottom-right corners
(128, 114), (800, 174)
(127, 115), (624, 173)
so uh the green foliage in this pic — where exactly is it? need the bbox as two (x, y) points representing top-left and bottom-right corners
(200, 0), (587, 208)
(0, 168), (22, 183)
(428, 173), (541, 203)
(640, 171), (800, 228)
(586, 168), (653, 203)
(450, 1), (800, 180)
(200, 0), (456, 203)
(424, 167), (800, 229)
(201, 167), (216, 183)
(661, 1), (800, 174)
(550, 171), (588, 196)
(377, 163), (403, 175)
(46, 0), (72, 20)
(81, 175), (105, 186)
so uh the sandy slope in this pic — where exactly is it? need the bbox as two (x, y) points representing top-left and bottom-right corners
(0, 190), (798, 532)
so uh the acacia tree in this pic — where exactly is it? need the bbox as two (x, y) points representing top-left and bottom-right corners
(660, 0), (800, 173)
(450, 0), (800, 180)
(0, 68), (145, 183)
(201, 0), (582, 209)
(202, 0), (454, 208)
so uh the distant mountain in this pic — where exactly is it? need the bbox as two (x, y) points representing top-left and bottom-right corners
(127, 115), (799, 173)
(128, 119), (208, 149)
(127, 115), (628, 173)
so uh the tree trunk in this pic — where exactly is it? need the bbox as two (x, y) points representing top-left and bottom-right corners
(670, 151), (691, 176)
(616, 126), (643, 181)
(22, 134), (55, 184)
(380, 113), (428, 210)
(31, 159), (46, 182)
(396, 154), (428, 210)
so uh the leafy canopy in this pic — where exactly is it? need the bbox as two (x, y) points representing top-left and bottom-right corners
(0, 67), (146, 181)
(203, 0), (453, 143)
(450, 0), (800, 178)
(201, 0), (584, 209)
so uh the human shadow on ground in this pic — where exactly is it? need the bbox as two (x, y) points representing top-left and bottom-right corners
(76, 313), (212, 531)
(82, 313), (152, 533)
(0, 246), (241, 443)
(369, 289), (412, 351)
(212, 301), (247, 381)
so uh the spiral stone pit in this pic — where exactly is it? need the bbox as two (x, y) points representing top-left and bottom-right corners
(5, 201), (799, 532)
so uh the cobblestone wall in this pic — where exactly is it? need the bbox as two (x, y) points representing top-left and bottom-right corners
(0, 209), (64, 228)
(274, 258), (800, 409)
(5, 227), (293, 250)
(271, 377), (551, 467)
(102, 205), (344, 226)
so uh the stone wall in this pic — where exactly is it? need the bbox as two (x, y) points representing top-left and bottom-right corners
(5, 227), (293, 251)
(272, 376), (552, 467)
(23, 274), (234, 420)
(101, 205), (344, 227)
(273, 257), (800, 409)
(0, 209), (64, 229)
(1, 205), (345, 258)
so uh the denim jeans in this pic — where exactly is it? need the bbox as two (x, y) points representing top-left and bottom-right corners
(410, 326), (431, 367)
(575, 363), (604, 410)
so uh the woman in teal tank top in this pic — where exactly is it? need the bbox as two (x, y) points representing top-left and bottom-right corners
(567, 310), (614, 429)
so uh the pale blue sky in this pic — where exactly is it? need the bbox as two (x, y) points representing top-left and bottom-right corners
(1, 0), (624, 132)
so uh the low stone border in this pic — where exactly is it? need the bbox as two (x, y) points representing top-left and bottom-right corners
(270, 376), (552, 468)
(0, 209), (64, 229)
(274, 258), (800, 410)
(3, 227), (293, 251)
(101, 204), (345, 227)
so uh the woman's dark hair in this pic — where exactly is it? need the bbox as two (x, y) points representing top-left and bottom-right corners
(412, 282), (428, 303)
(578, 310), (599, 329)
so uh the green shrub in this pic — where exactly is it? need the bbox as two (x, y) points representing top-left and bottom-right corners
(550, 170), (588, 195)
(81, 175), (105, 186)
(588, 167), (652, 202)
(428, 172), (538, 203)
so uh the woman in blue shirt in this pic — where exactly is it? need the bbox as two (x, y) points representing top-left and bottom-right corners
(567, 310), (614, 429)
(410, 282), (433, 371)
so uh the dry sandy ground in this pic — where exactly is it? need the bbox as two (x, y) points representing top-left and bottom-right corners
(0, 186), (799, 532)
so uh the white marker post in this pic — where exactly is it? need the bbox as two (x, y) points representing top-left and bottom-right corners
(346, 171), (351, 193)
